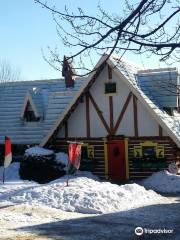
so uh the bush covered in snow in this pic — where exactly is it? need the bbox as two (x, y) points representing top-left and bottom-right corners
(55, 152), (68, 167)
(19, 146), (66, 183)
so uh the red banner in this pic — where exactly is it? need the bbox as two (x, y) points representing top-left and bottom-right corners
(4, 136), (12, 168)
(68, 144), (81, 169)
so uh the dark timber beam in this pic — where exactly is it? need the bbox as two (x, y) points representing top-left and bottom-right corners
(133, 95), (138, 137)
(85, 93), (91, 138)
(159, 125), (163, 137)
(89, 92), (111, 135)
(109, 96), (114, 134)
(64, 121), (68, 138)
(113, 92), (132, 134)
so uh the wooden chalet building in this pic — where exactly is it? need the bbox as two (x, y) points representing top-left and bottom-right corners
(0, 54), (180, 180)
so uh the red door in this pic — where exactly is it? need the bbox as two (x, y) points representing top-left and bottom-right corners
(107, 140), (126, 180)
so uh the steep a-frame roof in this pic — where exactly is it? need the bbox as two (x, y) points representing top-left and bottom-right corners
(40, 54), (180, 148)
(108, 57), (180, 147)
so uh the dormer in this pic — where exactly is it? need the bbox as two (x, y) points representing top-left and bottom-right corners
(21, 91), (41, 122)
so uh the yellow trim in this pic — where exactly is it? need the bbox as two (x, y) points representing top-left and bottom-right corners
(82, 143), (95, 158)
(134, 146), (142, 157)
(103, 138), (108, 179)
(156, 146), (164, 158)
(133, 141), (165, 158)
(125, 138), (129, 180)
(141, 141), (157, 147)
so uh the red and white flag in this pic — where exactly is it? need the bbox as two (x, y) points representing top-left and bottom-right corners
(68, 143), (81, 170)
(4, 136), (12, 168)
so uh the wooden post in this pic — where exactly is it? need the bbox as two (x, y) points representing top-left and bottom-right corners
(124, 138), (129, 180)
(103, 138), (108, 179)
(66, 161), (70, 187)
(159, 125), (163, 137)
(133, 95), (138, 137)
(109, 96), (114, 134)
(85, 93), (91, 138)
(2, 167), (5, 184)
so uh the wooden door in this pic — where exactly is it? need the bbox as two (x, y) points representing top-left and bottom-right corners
(107, 140), (126, 180)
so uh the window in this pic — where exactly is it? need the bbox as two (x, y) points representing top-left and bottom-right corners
(80, 145), (95, 171)
(23, 101), (40, 122)
(142, 146), (156, 158)
(105, 82), (117, 94)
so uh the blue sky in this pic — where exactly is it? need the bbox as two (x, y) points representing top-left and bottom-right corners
(0, 0), (178, 80)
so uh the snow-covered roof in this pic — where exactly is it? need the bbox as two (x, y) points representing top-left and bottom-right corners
(0, 54), (179, 147)
(0, 78), (85, 144)
(109, 56), (180, 147)
(41, 54), (180, 148)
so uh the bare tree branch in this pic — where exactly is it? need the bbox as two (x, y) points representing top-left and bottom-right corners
(34, 0), (180, 75)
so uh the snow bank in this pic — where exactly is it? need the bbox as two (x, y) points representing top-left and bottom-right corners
(0, 162), (20, 181)
(143, 170), (180, 193)
(25, 146), (54, 157)
(8, 176), (164, 214)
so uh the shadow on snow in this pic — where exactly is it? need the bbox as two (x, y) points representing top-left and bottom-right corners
(17, 201), (180, 240)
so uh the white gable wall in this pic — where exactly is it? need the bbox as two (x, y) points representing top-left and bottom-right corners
(137, 100), (159, 136)
(89, 66), (110, 126)
(89, 99), (109, 137)
(68, 98), (86, 137)
(116, 98), (134, 136)
(162, 129), (168, 136)
(57, 64), (165, 138)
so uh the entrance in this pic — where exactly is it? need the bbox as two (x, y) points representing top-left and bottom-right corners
(107, 140), (126, 180)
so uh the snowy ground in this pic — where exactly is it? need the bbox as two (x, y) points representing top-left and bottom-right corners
(143, 170), (180, 193)
(0, 163), (180, 239)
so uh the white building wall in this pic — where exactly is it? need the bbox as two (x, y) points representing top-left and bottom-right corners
(89, 100), (108, 137)
(113, 73), (132, 124)
(57, 64), (164, 138)
(162, 129), (168, 136)
(90, 66), (110, 126)
(116, 98), (134, 136)
(137, 100), (159, 136)
(67, 98), (86, 137)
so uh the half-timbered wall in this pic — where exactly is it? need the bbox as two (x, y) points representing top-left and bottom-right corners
(57, 64), (164, 139)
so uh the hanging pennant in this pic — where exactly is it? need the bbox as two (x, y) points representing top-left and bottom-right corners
(68, 143), (82, 170)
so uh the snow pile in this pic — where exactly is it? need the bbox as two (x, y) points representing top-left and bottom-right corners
(143, 170), (180, 193)
(55, 152), (68, 166)
(25, 146), (54, 157)
(8, 176), (164, 214)
(0, 162), (21, 181)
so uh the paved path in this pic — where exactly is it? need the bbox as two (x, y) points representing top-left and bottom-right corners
(1, 195), (180, 240)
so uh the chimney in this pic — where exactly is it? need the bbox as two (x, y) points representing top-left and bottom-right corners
(62, 56), (75, 88)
